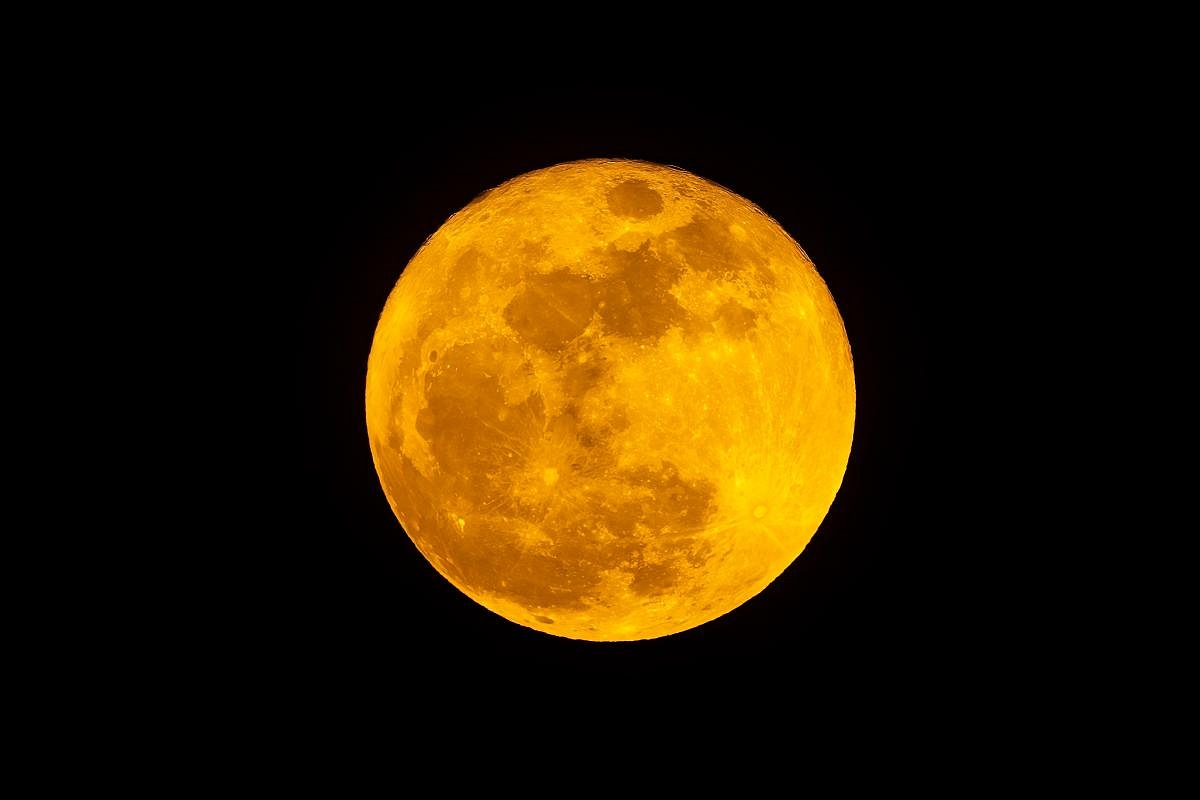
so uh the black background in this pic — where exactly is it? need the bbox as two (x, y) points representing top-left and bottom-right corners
(276, 93), (973, 707)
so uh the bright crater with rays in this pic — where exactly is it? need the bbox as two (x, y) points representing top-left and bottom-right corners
(366, 160), (855, 640)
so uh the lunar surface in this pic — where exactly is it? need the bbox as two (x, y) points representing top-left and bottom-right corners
(365, 160), (855, 641)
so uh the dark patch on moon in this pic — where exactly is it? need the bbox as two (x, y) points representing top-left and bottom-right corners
(754, 263), (777, 288)
(597, 243), (694, 340)
(667, 213), (769, 277)
(558, 343), (610, 410)
(557, 460), (717, 599)
(373, 443), (467, 585)
(417, 338), (545, 507)
(447, 249), (486, 296)
(607, 179), (664, 219)
(504, 270), (599, 350)
(503, 243), (709, 349)
(448, 513), (597, 610)
(630, 561), (680, 596)
(714, 299), (758, 336)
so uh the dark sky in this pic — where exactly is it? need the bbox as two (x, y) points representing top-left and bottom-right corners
(273, 92), (978, 712)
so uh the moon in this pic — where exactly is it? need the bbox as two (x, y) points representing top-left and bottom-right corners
(365, 159), (854, 641)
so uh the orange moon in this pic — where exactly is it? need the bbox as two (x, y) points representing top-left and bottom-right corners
(365, 159), (855, 641)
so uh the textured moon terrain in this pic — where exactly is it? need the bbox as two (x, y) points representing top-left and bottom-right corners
(365, 160), (855, 641)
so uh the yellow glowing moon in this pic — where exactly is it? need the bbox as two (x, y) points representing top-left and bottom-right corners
(366, 159), (854, 641)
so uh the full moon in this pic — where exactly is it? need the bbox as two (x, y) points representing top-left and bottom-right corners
(365, 160), (854, 641)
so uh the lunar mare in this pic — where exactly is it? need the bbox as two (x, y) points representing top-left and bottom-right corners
(365, 160), (855, 641)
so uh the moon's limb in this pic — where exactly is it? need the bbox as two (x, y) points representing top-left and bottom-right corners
(366, 160), (855, 641)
